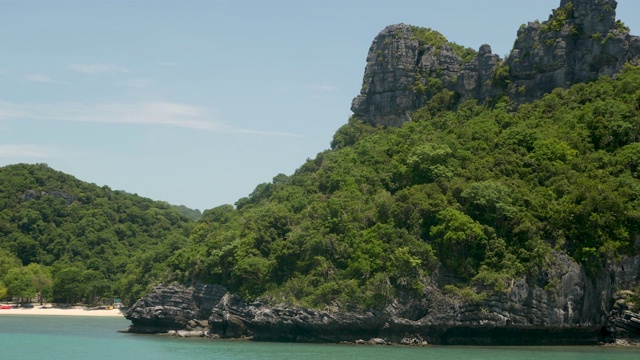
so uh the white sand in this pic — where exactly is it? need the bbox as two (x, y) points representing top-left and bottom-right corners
(0, 305), (125, 317)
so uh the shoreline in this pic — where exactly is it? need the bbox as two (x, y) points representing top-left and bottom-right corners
(0, 304), (125, 317)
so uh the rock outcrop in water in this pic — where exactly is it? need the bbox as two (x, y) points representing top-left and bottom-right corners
(351, 0), (640, 127)
(125, 283), (226, 334)
(126, 252), (640, 345)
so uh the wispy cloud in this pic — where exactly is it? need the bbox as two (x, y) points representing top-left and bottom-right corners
(0, 101), (24, 118)
(68, 63), (130, 75)
(6, 101), (220, 130)
(25, 74), (67, 84)
(0, 100), (300, 137)
(306, 84), (336, 91)
(0, 144), (50, 158)
(129, 78), (152, 88)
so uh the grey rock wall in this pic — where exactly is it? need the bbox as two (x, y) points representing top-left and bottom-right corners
(351, 24), (475, 127)
(125, 253), (639, 345)
(125, 283), (226, 333)
(352, 0), (640, 127)
(507, 0), (640, 103)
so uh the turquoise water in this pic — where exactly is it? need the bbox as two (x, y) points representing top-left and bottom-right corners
(1, 316), (640, 360)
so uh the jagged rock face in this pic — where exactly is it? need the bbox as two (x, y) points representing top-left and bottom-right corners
(507, 0), (640, 102)
(350, 24), (424, 127)
(125, 252), (639, 345)
(407, 251), (613, 344)
(352, 0), (640, 127)
(563, 0), (616, 36)
(350, 24), (477, 127)
(455, 44), (502, 102)
(125, 283), (226, 333)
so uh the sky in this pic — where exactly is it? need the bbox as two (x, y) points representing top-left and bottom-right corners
(2, 0), (640, 212)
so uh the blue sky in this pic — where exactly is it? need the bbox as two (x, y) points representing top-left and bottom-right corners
(2, 0), (639, 211)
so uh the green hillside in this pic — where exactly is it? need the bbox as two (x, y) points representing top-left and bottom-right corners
(0, 164), (194, 305)
(2, 67), (639, 311)
(166, 66), (640, 308)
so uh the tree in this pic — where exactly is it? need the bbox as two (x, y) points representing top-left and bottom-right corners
(53, 267), (85, 305)
(5, 267), (35, 303)
(27, 263), (53, 305)
(461, 180), (516, 236)
(83, 270), (111, 305)
(430, 208), (488, 278)
(0, 248), (22, 281)
(0, 281), (7, 300)
(407, 143), (454, 183)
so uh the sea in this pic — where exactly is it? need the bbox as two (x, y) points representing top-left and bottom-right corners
(1, 315), (640, 360)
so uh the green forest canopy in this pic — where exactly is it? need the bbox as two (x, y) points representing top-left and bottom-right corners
(1, 65), (639, 309)
(0, 164), (194, 305)
(167, 65), (640, 308)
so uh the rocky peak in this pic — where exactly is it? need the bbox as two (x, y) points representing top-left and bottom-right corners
(506, 0), (639, 102)
(561, 0), (617, 35)
(350, 24), (474, 127)
(352, 0), (640, 127)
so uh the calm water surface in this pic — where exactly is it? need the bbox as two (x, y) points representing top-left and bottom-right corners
(1, 315), (639, 360)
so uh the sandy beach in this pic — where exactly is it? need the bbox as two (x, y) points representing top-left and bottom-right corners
(0, 305), (125, 317)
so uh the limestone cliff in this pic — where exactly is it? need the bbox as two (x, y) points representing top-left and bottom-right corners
(350, 24), (484, 127)
(352, 0), (640, 127)
(125, 283), (227, 334)
(125, 252), (640, 345)
(507, 0), (640, 103)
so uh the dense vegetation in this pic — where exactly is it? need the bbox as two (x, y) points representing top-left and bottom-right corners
(410, 26), (477, 64)
(1, 66), (639, 311)
(0, 164), (193, 305)
(170, 204), (202, 221)
(166, 65), (640, 308)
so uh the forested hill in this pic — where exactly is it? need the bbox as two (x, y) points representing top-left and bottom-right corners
(2, 69), (640, 313)
(0, 163), (194, 305)
(166, 66), (640, 309)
